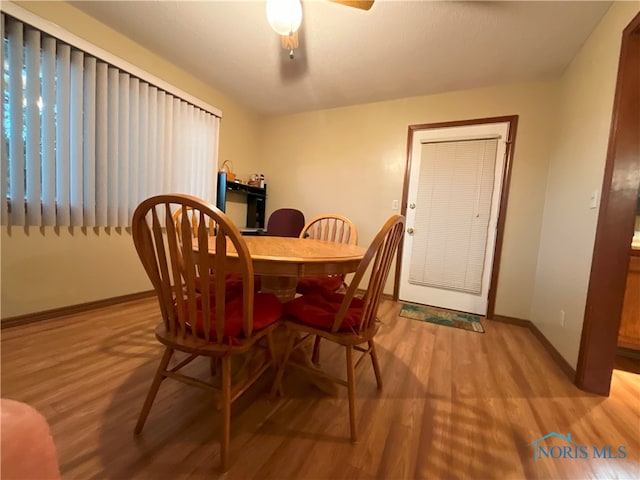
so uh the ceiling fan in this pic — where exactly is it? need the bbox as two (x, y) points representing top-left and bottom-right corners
(266, 0), (374, 59)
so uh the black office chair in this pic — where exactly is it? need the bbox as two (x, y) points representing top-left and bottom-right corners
(266, 208), (305, 237)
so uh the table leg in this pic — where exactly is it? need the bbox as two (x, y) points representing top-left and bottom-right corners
(260, 275), (297, 302)
(260, 275), (339, 396)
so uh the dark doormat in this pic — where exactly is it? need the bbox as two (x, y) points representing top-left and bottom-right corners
(399, 303), (485, 333)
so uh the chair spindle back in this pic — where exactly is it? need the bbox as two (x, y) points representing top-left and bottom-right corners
(301, 214), (358, 245)
(331, 215), (405, 334)
(132, 194), (256, 344)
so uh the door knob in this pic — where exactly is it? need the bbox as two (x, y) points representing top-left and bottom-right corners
(409, 203), (416, 209)
(407, 228), (414, 234)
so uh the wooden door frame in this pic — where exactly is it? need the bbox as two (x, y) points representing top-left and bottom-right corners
(575, 12), (640, 396)
(392, 115), (519, 319)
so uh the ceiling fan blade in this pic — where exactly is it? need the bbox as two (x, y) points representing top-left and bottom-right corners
(329, 0), (374, 11)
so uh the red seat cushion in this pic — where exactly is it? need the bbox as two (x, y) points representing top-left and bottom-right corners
(295, 275), (344, 295)
(283, 290), (364, 331)
(188, 292), (282, 339)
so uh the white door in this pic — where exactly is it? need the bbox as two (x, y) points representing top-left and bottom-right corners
(399, 122), (510, 315)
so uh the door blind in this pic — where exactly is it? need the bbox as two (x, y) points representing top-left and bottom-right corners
(408, 138), (498, 294)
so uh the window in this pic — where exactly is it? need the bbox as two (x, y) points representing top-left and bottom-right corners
(1, 12), (221, 227)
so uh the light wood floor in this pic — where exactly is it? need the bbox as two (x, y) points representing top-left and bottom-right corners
(2, 298), (639, 479)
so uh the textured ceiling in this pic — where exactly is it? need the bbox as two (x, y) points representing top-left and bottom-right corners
(68, 0), (612, 116)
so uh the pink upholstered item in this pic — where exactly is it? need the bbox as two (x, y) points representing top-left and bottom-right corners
(1, 399), (61, 480)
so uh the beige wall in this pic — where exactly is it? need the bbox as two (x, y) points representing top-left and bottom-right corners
(530, 2), (640, 368)
(1, 1), (263, 318)
(3, 0), (635, 346)
(260, 81), (560, 320)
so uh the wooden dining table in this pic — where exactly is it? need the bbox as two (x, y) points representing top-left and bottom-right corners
(203, 235), (368, 394)
(206, 235), (367, 301)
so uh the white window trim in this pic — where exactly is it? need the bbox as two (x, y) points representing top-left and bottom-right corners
(1, 1), (222, 119)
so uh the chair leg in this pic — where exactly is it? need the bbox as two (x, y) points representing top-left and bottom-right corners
(134, 347), (174, 434)
(345, 345), (357, 443)
(369, 340), (383, 390)
(270, 331), (296, 397)
(266, 332), (277, 371)
(311, 336), (322, 365)
(220, 355), (231, 472)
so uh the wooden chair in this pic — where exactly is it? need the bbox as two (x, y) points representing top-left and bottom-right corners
(296, 214), (359, 364)
(173, 205), (216, 239)
(300, 213), (358, 245)
(297, 214), (358, 294)
(265, 208), (305, 237)
(173, 206), (262, 293)
(172, 205), (215, 277)
(272, 214), (405, 442)
(132, 194), (282, 472)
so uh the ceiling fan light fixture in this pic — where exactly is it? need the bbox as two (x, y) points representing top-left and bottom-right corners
(266, 0), (303, 36)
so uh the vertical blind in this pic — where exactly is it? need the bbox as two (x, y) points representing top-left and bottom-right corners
(409, 138), (498, 294)
(1, 13), (220, 228)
